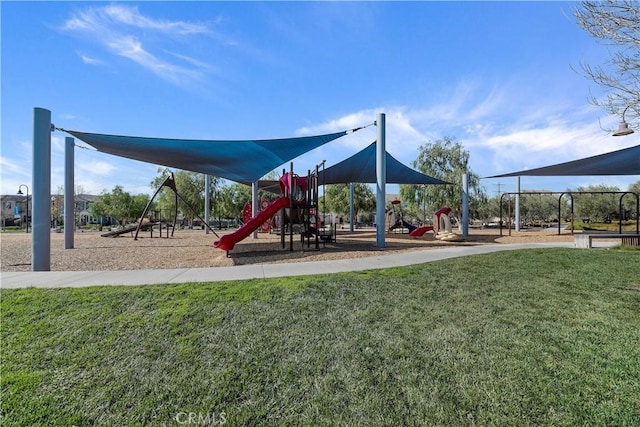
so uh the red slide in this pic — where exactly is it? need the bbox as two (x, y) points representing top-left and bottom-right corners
(213, 197), (290, 251)
(408, 225), (434, 237)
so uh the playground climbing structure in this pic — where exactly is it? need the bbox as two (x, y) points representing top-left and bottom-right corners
(133, 172), (218, 240)
(213, 164), (323, 253)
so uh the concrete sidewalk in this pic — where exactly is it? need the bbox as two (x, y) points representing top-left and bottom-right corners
(1, 242), (574, 289)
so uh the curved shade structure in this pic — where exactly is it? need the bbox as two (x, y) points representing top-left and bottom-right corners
(317, 142), (450, 185)
(65, 129), (349, 183)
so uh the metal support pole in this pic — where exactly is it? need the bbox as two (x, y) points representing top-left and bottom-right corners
(64, 137), (74, 249)
(462, 173), (469, 237)
(205, 174), (210, 234)
(252, 180), (258, 239)
(349, 182), (355, 232)
(32, 107), (51, 271)
(515, 176), (521, 232)
(376, 113), (386, 249)
(289, 162), (294, 251)
(17, 185), (29, 233)
(422, 185), (427, 225)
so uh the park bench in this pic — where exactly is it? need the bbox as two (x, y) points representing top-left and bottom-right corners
(574, 233), (640, 249)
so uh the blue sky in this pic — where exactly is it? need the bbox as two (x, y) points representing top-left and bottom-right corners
(2, 1), (638, 199)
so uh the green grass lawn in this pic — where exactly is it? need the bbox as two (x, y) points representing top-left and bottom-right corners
(2, 248), (640, 426)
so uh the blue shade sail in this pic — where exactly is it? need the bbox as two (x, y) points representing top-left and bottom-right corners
(487, 144), (640, 178)
(317, 142), (450, 185)
(65, 130), (349, 183)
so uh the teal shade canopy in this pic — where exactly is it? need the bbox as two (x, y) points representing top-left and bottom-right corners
(317, 142), (450, 185)
(65, 129), (349, 183)
(487, 144), (640, 178)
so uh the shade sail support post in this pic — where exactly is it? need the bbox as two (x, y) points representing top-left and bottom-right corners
(349, 182), (355, 233)
(376, 113), (386, 249)
(205, 175), (211, 235)
(462, 173), (469, 237)
(32, 107), (52, 271)
(252, 181), (259, 239)
(515, 176), (521, 232)
(64, 137), (74, 249)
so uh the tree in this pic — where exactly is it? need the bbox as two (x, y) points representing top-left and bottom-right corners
(51, 185), (64, 227)
(399, 136), (483, 228)
(574, 1), (640, 125)
(150, 169), (222, 226)
(626, 180), (640, 218)
(214, 178), (283, 220)
(572, 184), (622, 222)
(321, 183), (375, 223)
(91, 186), (150, 226)
(518, 193), (564, 224)
(216, 183), (253, 219)
(475, 194), (501, 224)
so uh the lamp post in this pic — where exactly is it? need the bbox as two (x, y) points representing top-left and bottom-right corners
(612, 106), (635, 136)
(17, 184), (29, 233)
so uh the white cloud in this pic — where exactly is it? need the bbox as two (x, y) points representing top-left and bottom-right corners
(77, 161), (117, 176)
(100, 4), (209, 34)
(51, 135), (66, 154)
(0, 155), (31, 194)
(105, 35), (202, 84)
(60, 5), (213, 85)
(78, 53), (105, 66)
(0, 156), (27, 175)
(293, 75), (636, 190)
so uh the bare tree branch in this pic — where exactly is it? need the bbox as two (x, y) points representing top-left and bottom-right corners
(574, 0), (640, 125)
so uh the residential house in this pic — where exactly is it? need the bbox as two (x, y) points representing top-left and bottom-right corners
(0, 193), (117, 229)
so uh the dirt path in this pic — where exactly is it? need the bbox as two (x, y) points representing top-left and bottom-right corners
(0, 227), (574, 272)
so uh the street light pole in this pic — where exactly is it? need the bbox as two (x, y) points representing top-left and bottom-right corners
(17, 184), (29, 233)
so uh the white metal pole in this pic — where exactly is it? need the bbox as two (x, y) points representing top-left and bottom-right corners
(64, 137), (74, 249)
(32, 107), (51, 271)
(376, 113), (386, 249)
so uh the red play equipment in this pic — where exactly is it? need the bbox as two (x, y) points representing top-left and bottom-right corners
(213, 168), (322, 253)
(433, 206), (461, 241)
(239, 199), (278, 233)
(408, 225), (433, 237)
(387, 198), (434, 237)
(213, 197), (290, 251)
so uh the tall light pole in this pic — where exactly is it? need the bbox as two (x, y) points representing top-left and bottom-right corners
(17, 185), (29, 233)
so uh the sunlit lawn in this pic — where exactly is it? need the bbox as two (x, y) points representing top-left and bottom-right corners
(2, 248), (639, 426)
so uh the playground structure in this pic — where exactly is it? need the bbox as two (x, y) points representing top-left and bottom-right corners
(100, 220), (160, 238)
(214, 163), (329, 254)
(386, 199), (417, 234)
(386, 199), (448, 239)
(433, 207), (460, 241)
(100, 172), (220, 240)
